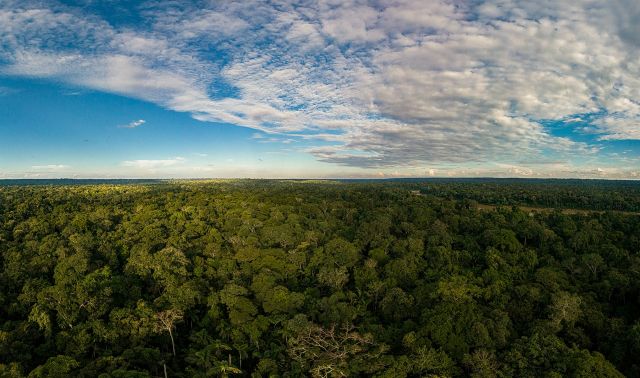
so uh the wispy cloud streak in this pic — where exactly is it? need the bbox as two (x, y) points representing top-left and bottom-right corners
(119, 119), (146, 129)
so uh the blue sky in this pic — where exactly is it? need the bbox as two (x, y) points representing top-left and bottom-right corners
(1, 0), (639, 179)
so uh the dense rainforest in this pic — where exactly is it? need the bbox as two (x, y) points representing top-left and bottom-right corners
(1, 180), (640, 377)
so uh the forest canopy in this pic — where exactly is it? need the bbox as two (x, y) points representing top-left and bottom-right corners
(1, 179), (640, 377)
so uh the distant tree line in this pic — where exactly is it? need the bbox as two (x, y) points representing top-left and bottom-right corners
(418, 180), (640, 211)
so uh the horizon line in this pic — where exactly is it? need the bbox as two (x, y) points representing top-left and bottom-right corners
(1, 177), (639, 182)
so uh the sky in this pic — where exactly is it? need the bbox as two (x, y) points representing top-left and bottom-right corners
(1, 0), (639, 179)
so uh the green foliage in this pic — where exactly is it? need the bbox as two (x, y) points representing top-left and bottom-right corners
(1, 180), (639, 376)
(27, 355), (79, 378)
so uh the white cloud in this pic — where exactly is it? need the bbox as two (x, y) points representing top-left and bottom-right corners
(1, 1), (639, 176)
(121, 157), (186, 169)
(595, 115), (640, 140)
(30, 164), (69, 171)
(119, 119), (146, 129)
(158, 9), (250, 39)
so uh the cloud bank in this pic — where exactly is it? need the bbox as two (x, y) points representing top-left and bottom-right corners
(1, 0), (639, 175)
(121, 157), (185, 169)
